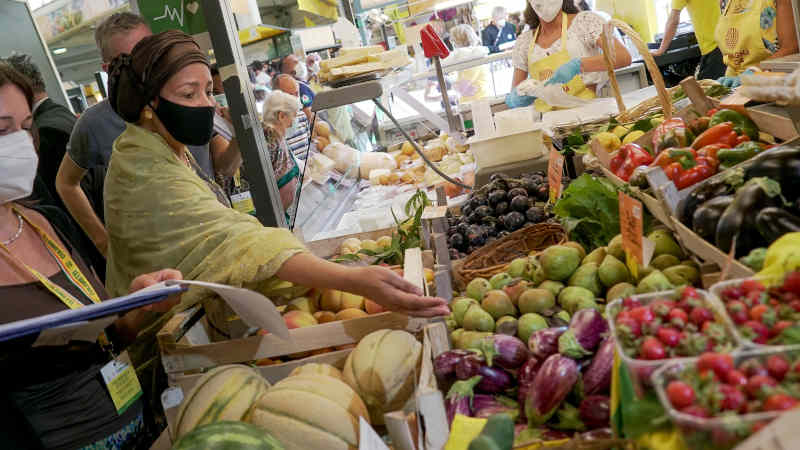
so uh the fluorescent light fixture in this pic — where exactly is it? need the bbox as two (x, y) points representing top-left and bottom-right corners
(53, 47), (67, 55)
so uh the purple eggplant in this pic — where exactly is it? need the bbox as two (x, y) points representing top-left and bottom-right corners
(445, 375), (482, 425)
(455, 353), (484, 380)
(518, 357), (541, 385)
(525, 354), (579, 426)
(579, 395), (610, 429)
(528, 327), (566, 360)
(558, 309), (608, 359)
(434, 349), (473, 379)
(472, 395), (520, 421)
(480, 334), (530, 369)
(583, 337), (614, 395)
(476, 365), (515, 393)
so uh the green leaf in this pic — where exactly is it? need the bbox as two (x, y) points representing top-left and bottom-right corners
(631, 118), (655, 133)
(553, 174), (622, 251)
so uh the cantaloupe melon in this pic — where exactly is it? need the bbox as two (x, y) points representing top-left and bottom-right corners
(342, 330), (422, 425)
(247, 374), (370, 450)
(172, 421), (284, 450)
(288, 363), (344, 380)
(174, 365), (270, 439)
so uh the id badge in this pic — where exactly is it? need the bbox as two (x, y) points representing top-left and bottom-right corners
(100, 351), (143, 415)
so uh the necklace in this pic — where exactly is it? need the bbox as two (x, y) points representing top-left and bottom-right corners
(1, 213), (24, 246)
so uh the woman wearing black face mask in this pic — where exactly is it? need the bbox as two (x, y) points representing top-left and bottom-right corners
(103, 30), (449, 386)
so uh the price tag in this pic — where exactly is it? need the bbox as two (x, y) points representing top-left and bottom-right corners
(100, 351), (142, 416)
(619, 192), (644, 279)
(359, 416), (390, 450)
(548, 147), (564, 204)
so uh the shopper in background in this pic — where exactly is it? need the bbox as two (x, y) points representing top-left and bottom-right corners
(715, 0), (798, 88)
(4, 54), (76, 205)
(652, 0), (725, 80)
(281, 54), (315, 122)
(104, 30), (448, 336)
(55, 12), (220, 259)
(306, 52), (322, 85)
(210, 63), (224, 95)
(509, 12), (524, 36)
(0, 63), (184, 450)
(450, 25), (491, 103)
(273, 74), (312, 158)
(261, 90), (303, 214)
(506, 0), (632, 110)
(251, 60), (271, 87)
(482, 6), (518, 53)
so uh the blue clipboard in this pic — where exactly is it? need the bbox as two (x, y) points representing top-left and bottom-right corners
(0, 284), (187, 342)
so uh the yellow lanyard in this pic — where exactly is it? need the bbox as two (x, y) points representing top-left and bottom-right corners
(0, 206), (101, 309)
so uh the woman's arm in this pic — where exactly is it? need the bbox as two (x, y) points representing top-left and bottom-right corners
(580, 36), (632, 73)
(770, 0), (798, 59)
(277, 253), (450, 317)
(210, 135), (243, 178)
(511, 68), (528, 88)
(112, 269), (184, 344)
(55, 155), (109, 257)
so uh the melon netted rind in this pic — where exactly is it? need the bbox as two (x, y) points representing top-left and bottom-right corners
(174, 364), (271, 439)
(172, 421), (285, 450)
(288, 363), (344, 380)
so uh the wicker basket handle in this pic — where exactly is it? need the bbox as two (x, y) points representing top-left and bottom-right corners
(602, 19), (673, 121)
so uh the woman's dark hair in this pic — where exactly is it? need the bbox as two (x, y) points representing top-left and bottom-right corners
(0, 63), (34, 110)
(524, 0), (580, 31)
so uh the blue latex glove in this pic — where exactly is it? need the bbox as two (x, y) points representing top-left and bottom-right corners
(544, 58), (582, 86)
(717, 70), (754, 89)
(505, 87), (535, 108)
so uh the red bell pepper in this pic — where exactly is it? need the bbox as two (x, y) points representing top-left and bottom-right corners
(652, 118), (691, 154)
(656, 148), (716, 189)
(691, 122), (738, 149)
(610, 143), (653, 182)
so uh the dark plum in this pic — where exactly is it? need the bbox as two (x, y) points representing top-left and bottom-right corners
(508, 187), (527, 199)
(526, 206), (546, 223)
(470, 194), (488, 209)
(456, 222), (470, 236)
(488, 190), (507, 206)
(490, 173), (509, 182)
(467, 224), (487, 247)
(536, 185), (549, 201)
(504, 211), (525, 231)
(468, 212), (481, 224)
(461, 204), (473, 218)
(449, 233), (465, 250)
(510, 195), (529, 212)
(521, 178), (539, 196)
(494, 201), (509, 216)
(474, 205), (492, 219)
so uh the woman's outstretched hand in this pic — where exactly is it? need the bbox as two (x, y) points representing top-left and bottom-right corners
(347, 265), (450, 318)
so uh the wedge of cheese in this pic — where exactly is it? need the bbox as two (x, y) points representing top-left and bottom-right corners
(338, 45), (385, 58)
(320, 46), (385, 72)
(366, 47), (409, 64)
(330, 62), (389, 77)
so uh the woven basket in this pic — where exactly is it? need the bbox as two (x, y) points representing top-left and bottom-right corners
(456, 222), (566, 285)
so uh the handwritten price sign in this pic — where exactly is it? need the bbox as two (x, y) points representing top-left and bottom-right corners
(619, 191), (644, 277)
(548, 147), (564, 204)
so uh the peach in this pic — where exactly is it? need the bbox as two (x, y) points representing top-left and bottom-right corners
(313, 311), (337, 324)
(286, 297), (317, 314)
(320, 289), (343, 312)
(283, 310), (318, 329)
(364, 299), (386, 314)
(340, 292), (365, 310)
(335, 308), (368, 321)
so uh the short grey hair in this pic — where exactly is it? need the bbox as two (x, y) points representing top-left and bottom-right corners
(262, 90), (301, 127)
(95, 12), (149, 62)
(4, 54), (45, 93)
(450, 25), (480, 48)
(492, 6), (507, 19)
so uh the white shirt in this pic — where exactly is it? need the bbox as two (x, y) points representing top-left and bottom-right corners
(511, 11), (608, 88)
(255, 71), (271, 87)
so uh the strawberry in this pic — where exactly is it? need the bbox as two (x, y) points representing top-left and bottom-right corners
(681, 404), (710, 418)
(630, 306), (655, 324)
(763, 393), (798, 411)
(698, 353), (734, 379)
(681, 286), (701, 300)
(742, 321), (769, 343)
(789, 299), (800, 312)
(766, 355), (790, 381)
(741, 279), (766, 293)
(652, 300), (675, 318)
(725, 369), (748, 387)
(701, 322), (727, 343)
(640, 336), (666, 360)
(749, 304), (769, 322)
(622, 297), (642, 309)
(746, 290), (766, 306)
(782, 271), (800, 295)
(657, 327), (681, 347)
(690, 306), (713, 326)
(616, 316), (641, 338)
(722, 286), (744, 300)
(666, 380), (695, 408)
(746, 375), (778, 399)
(726, 300), (749, 325)
(740, 358), (768, 378)
(668, 307), (688, 324)
(773, 320), (794, 337)
(719, 384), (746, 412)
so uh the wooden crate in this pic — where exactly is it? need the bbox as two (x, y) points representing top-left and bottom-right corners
(671, 220), (754, 280)
(306, 226), (397, 259)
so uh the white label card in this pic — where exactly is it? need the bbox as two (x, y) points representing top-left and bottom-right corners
(359, 416), (390, 450)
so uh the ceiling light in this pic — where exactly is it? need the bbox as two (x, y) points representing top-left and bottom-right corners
(53, 48), (67, 55)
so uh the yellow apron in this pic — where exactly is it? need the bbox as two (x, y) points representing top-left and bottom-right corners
(715, 0), (778, 76)
(528, 12), (595, 112)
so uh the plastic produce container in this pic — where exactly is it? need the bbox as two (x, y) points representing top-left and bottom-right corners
(709, 277), (800, 350)
(652, 346), (800, 450)
(606, 289), (740, 388)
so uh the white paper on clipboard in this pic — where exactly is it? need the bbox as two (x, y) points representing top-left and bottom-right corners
(33, 316), (116, 347)
(140, 280), (290, 340)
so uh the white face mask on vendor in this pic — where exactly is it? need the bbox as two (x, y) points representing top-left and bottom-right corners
(530, 0), (562, 23)
(0, 130), (38, 204)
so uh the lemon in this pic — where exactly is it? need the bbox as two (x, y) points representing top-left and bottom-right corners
(595, 132), (622, 152)
(622, 130), (646, 144)
(612, 125), (629, 139)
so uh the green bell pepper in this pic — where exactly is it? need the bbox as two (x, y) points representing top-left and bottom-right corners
(718, 141), (762, 169)
(468, 413), (515, 450)
(709, 109), (759, 140)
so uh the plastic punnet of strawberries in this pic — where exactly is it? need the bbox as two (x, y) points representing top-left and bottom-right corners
(615, 287), (735, 360)
(663, 351), (800, 449)
(719, 272), (800, 345)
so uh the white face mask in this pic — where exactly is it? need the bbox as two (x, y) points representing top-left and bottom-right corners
(495, 19), (506, 28)
(0, 130), (38, 204)
(530, 0), (562, 23)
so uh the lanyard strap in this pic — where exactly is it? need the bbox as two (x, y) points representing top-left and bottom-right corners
(0, 207), (101, 309)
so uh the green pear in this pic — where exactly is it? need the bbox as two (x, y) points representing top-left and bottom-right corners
(463, 305), (495, 332)
(635, 270), (674, 294)
(663, 265), (700, 286)
(607, 235), (625, 261)
(537, 280), (565, 298)
(452, 297), (479, 326)
(647, 229), (685, 259)
(568, 262), (603, 296)
(495, 316), (518, 336)
(650, 254), (681, 271)
(582, 247), (607, 266)
(598, 255), (630, 288)
(606, 282), (636, 302)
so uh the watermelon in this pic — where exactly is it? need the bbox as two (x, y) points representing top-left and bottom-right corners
(172, 421), (284, 449)
(175, 365), (270, 438)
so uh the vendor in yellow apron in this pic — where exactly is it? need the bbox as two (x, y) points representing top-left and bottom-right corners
(715, 0), (779, 76)
(529, 12), (596, 112)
